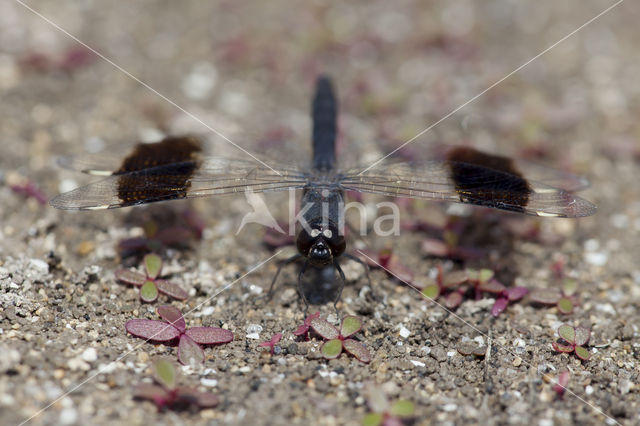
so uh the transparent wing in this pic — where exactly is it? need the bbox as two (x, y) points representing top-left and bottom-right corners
(50, 157), (308, 210)
(339, 157), (596, 218)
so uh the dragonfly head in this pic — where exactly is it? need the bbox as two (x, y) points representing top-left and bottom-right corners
(297, 220), (345, 267)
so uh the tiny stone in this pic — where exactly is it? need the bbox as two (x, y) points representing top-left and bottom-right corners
(246, 324), (263, 334)
(58, 408), (78, 426)
(442, 403), (457, 412)
(398, 326), (410, 338)
(200, 378), (218, 387)
(585, 385), (594, 395)
(81, 348), (97, 362)
(513, 357), (522, 367)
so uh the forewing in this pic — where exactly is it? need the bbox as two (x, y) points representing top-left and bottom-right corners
(339, 148), (596, 218)
(50, 158), (307, 210)
(51, 135), (307, 210)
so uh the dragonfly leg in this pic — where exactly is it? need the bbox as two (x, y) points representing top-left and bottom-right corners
(265, 254), (301, 301)
(332, 260), (347, 316)
(344, 252), (380, 302)
(298, 259), (310, 314)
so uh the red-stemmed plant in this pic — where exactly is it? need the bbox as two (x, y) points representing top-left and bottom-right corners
(551, 324), (591, 360)
(134, 359), (219, 410)
(125, 305), (233, 365)
(116, 254), (188, 303)
(310, 315), (371, 363)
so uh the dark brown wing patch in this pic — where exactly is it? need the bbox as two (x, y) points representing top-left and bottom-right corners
(447, 147), (531, 212)
(116, 136), (202, 206)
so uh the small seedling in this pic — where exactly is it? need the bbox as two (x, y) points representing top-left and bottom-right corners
(362, 384), (415, 426)
(9, 180), (48, 205)
(126, 305), (233, 365)
(259, 333), (283, 355)
(293, 311), (321, 340)
(310, 315), (371, 363)
(530, 278), (579, 314)
(116, 254), (188, 302)
(552, 371), (570, 399)
(134, 359), (219, 410)
(467, 269), (529, 317)
(118, 208), (204, 258)
(551, 324), (591, 360)
(358, 248), (414, 286)
(421, 264), (468, 309)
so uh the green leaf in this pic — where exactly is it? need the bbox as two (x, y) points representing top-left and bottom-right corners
(321, 339), (343, 359)
(140, 280), (158, 302)
(552, 342), (574, 353)
(557, 324), (575, 343)
(153, 359), (177, 389)
(390, 400), (415, 417)
(422, 284), (440, 300)
(574, 346), (590, 360)
(362, 413), (383, 426)
(557, 298), (574, 314)
(478, 269), (494, 283)
(340, 316), (363, 338)
(144, 254), (163, 279)
(562, 278), (577, 296)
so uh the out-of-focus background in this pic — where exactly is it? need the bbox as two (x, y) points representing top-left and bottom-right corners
(1, 1), (639, 425)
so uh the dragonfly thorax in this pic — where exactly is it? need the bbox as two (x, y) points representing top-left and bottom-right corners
(296, 219), (346, 267)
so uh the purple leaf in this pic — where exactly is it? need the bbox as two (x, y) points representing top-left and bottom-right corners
(115, 269), (146, 286)
(155, 279), (189, 300)
(293, 323), (310, 336)
(343, 339), (371, 363)
(552, 342), (574, 353)
(574, 327), (591, 346)
(553, 371), (570, 397)
(444, 292), (463, 309)
(310, 317), (340, 340)
(340, 316), (363, 338)
(443, 270), (468, 288)
(184, 327), (234, 345)
(491, 297), (509, 317)
(530, 288), (561, 305)
(320, 339), (343, 359)
(125, 319), (181, 341)
(157, 305), (186, 332)
(134, 383), (168, 403)
(178, 334), (205, 365)
(478, 279), (505, 294)
(507, 287), (529, 301)
(140, 281), (159, 303)
(176, 387), (219, 408)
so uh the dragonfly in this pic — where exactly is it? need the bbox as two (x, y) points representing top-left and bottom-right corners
(51, 75), (596, 308)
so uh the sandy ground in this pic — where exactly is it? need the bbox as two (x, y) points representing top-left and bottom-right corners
(1, 0), (639, 425)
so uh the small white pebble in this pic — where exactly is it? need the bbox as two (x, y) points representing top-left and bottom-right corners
(81, 347), (97, 362)
(442, 403), (457, 412)
(29, 258), (49, 274)
(58, 408), (78, 426)
(246, 333), (260, 340)
(398, 326), (411, 339)
(422, 346), (431, 355)
(585, 252), (608, 266)
(538, 419), (553, 426)
(410, 360), (425, 367)
(238, 366), (251, 373)
(584, 239), (600, 251)
(447, 351), (456, 357)
(200, 306), (215, 316)
(585, 385), (594, 395)
(246, 324), (263, 334)
(473, 336), (485, 346)
(200, 378), (218, 387)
